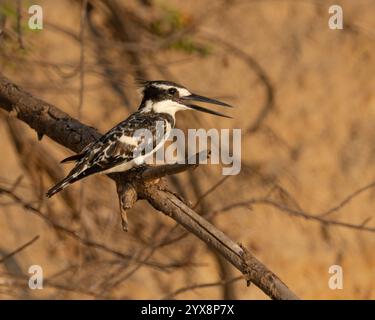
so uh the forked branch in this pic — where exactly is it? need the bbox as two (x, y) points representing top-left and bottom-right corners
(0, 73), (299, 300)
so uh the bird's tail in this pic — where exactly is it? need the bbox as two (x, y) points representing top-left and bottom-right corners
(46, 164), (99, 198)
(46, 175), (75, 198)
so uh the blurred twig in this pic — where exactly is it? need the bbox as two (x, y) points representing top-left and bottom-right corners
(0, 235), (39, 264)
(214, 192), (375, 233)
(162, 275), (243, 300)
(78, 0), (87, 120)
(0, 186), (176, 271)
(200, 31), (274, 133)
(4, 117), (79, 215)
(16, 0), (24, 49)
(193, 175), (230, 209)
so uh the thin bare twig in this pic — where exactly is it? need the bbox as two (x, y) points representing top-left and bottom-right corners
(163, 276), (243, 300)
(200, 31), (274, 133)
(193, 175), (230, 209)
(318, 181), (375, 218)
(16, 0), (24, 49)
(77, 0), (88, 224)
(78, 0), (87, 120)
(215, 194), (375, 233)
(0, 235), (39, 264)
(0, 186), (176, 271)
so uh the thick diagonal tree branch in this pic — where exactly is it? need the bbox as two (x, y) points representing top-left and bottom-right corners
(0, 73), (299, 300)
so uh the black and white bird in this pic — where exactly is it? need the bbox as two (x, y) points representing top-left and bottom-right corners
(46, 80), (232, 198)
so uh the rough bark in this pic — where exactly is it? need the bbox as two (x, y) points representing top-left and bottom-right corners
(0, 73), (299, 300)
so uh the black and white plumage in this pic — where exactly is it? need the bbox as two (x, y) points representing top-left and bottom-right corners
(46, 80), (232, 198)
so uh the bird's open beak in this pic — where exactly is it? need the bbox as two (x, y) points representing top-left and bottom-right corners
(180, 94), (233, 118)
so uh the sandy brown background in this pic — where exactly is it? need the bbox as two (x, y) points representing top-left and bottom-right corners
(0, 0), (375, 299)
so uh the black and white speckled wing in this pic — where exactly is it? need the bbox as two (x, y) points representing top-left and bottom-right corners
(46, 112), (174, 198)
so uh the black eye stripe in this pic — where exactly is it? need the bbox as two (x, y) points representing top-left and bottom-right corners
(168, 88), (178, 95)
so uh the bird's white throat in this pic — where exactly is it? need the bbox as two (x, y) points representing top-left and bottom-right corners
(142, 99), (189, 118)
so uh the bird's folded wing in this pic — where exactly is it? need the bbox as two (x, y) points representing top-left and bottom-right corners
(66, 113), (170, 177)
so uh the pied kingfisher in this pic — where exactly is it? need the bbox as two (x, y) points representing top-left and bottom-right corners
(46, 80), (232, 198)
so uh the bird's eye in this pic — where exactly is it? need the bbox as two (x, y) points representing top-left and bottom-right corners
(168, 88), (178, 96)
